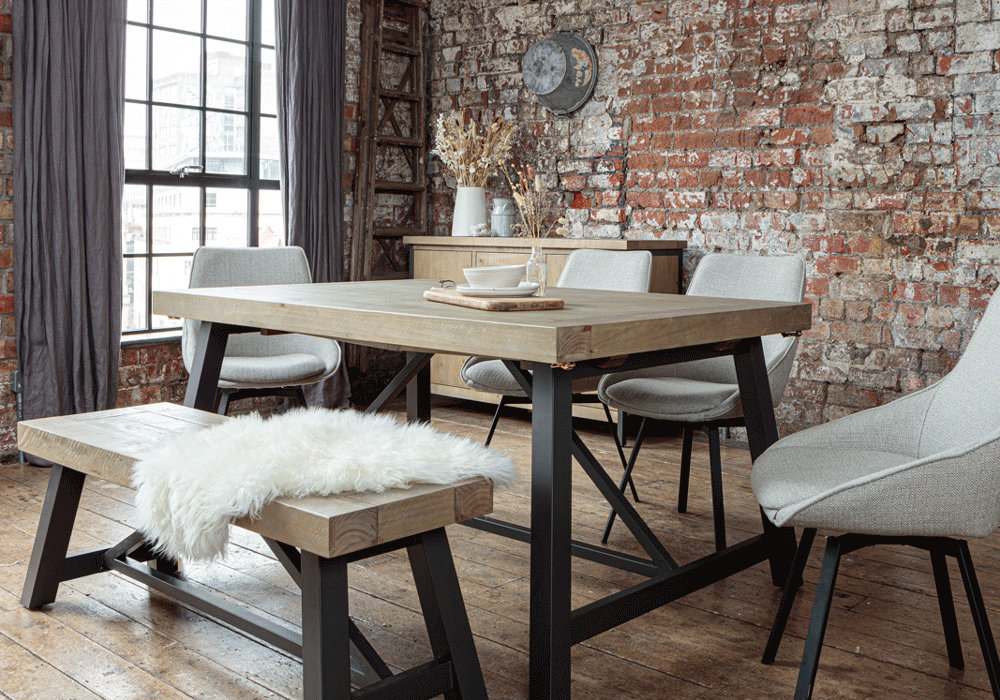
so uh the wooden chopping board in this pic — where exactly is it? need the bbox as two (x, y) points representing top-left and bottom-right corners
(423, 287), (564, 311)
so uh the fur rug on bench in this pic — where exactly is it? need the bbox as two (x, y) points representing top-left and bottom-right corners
(132, 408), (516, 561)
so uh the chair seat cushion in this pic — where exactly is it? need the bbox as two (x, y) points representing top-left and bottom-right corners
(462, 359), (526, 396)
(752, 447), (914, 525)
(462, 359), (599, 396)
(598, 376), (741, 422)
(219, 353), (328, 388)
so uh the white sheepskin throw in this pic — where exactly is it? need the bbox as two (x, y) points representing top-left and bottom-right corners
(132, 408), (516, 562)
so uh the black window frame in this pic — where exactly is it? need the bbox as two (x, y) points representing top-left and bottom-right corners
(123, 0), (280, 336)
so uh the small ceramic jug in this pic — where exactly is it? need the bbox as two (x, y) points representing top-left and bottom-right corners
(491, 197), (518, 238)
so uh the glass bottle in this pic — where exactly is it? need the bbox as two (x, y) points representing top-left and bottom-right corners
(526, 244), (547, 296)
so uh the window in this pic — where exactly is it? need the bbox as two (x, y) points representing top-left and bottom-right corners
(122, 0), (283, 335)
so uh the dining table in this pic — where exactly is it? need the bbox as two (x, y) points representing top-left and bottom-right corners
(153, 277), (812, 699)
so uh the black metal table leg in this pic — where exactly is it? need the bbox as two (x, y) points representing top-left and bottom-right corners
(22, 465), (86, 609)
(301, 552), (351, 700)
(406, 351), (432, 423)
(408, 528), (488, 699)
(733, 338), (797, 586)
(528, 364), (574, 699)
(183, 321), (231, 411)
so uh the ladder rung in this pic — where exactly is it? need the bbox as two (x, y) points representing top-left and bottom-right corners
(378, 135), (423, 147)
(374, 226), (423, 237)
(371, 271), (412, 281)
(379, 89), (421, 102)
(375, 180), (424, 193)
(382, 41), (420, 56)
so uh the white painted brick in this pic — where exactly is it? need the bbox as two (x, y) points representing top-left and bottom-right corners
(956, 21), (1000, 52)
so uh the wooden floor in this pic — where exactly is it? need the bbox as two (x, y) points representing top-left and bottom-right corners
(0, 399), (996, 698)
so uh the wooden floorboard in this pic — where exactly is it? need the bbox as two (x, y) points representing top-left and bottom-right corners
(0, 398), (995, 698)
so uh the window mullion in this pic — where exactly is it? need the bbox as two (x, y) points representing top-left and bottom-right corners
(248, 0), (262, 246)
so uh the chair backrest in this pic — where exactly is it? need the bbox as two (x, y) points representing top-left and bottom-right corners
(659, 253), (806, 395)
(556, 249), (653, 292)
(181, 246), (313, 368)
(918, 289), (1000, 456)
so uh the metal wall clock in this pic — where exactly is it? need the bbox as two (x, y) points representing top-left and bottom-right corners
(522, 31), (598, 116)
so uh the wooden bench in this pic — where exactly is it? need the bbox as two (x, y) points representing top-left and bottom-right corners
(18, 403), (493, 700)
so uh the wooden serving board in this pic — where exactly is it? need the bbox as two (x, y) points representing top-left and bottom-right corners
(423, 287), (564, 311)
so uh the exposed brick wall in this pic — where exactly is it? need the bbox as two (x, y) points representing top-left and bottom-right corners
(427, 0), (1000, 434)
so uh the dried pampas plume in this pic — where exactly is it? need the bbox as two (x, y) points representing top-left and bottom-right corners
(432, 110), (516, 188)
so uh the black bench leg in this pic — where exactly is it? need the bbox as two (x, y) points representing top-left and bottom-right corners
(301, 552), (350, 700)
(408, 528), (487, 700)
(22, 465), (86, 609)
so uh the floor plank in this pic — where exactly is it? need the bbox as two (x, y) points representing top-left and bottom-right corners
(0, 399), (995, 698)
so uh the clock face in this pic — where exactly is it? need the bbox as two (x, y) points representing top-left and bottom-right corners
(522, 39), (566, 96)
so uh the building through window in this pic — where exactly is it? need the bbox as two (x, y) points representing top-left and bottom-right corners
(122, 0), (283, 334)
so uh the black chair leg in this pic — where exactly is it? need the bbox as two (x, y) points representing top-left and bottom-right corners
(794, 536), (843, 700)
(762, 527), (816, 664)
(956, 540), (1000, 698)
(930, 547), (964, 670)
(483, 396), (509, 447)
(216, 389), (231, 416)
(676, 427), (693, 513)
(601, 418), (647, 544)
(294, 385), (308, 407)
(707, 427), (726, 551)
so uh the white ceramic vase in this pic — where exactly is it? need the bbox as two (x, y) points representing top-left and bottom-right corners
(451, 186), (488, 237)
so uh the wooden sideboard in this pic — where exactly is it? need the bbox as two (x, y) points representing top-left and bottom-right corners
(404, 236), (686, 423)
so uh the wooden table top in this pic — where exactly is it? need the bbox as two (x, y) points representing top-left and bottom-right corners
(153, 279), (811, 364)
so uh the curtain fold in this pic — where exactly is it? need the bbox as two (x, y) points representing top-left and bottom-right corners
(14, 1), (126, 420)
(275, 0), (350, 407)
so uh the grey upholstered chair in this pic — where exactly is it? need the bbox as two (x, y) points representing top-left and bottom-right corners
(181, 246), (342, 414)
(598, 253), (806, 550)
(753, 288), (1000, 700)
(462, 248), (654, 445)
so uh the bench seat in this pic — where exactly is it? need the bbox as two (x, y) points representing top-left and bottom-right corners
(17, 402), (494, 558)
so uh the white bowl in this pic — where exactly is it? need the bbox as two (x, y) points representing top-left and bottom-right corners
(463, 264), (525, 289)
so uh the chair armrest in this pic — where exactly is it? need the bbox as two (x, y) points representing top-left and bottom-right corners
(775, 383), (939, 455)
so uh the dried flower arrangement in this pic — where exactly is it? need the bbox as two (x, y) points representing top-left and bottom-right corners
(432, 111), (517, 188)
(503, 163), (569, 243)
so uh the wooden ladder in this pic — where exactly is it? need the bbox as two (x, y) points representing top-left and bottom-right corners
(351, 0), (429, 282)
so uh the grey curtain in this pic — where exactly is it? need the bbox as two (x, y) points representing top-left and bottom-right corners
(14, 0), (126, 420)
(275, 0), (350, 407)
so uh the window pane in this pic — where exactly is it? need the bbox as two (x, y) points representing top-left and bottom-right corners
(260, 47), (276, 115)
(122, 257), (148, 332)
(127, 0), (148, 24)
(152, 186), (201, 253)
(152, 105), (201, 171)
(206, 39), (247, 111)
(205, 188), (248, 246)
(153, 0), (202, 33)
(151, 256), (193, 329)
(258, 189), (284, 247)
(206, 111), (247, 174)
(206, 0), (247, 41)
(261, 0), (275, 46)
(122, 185), (148, 254)
(125, 26), (148, 100)
(152, 30), (201, 107)
(259, 115), (279, 180)
(124, 103), (148, 170)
